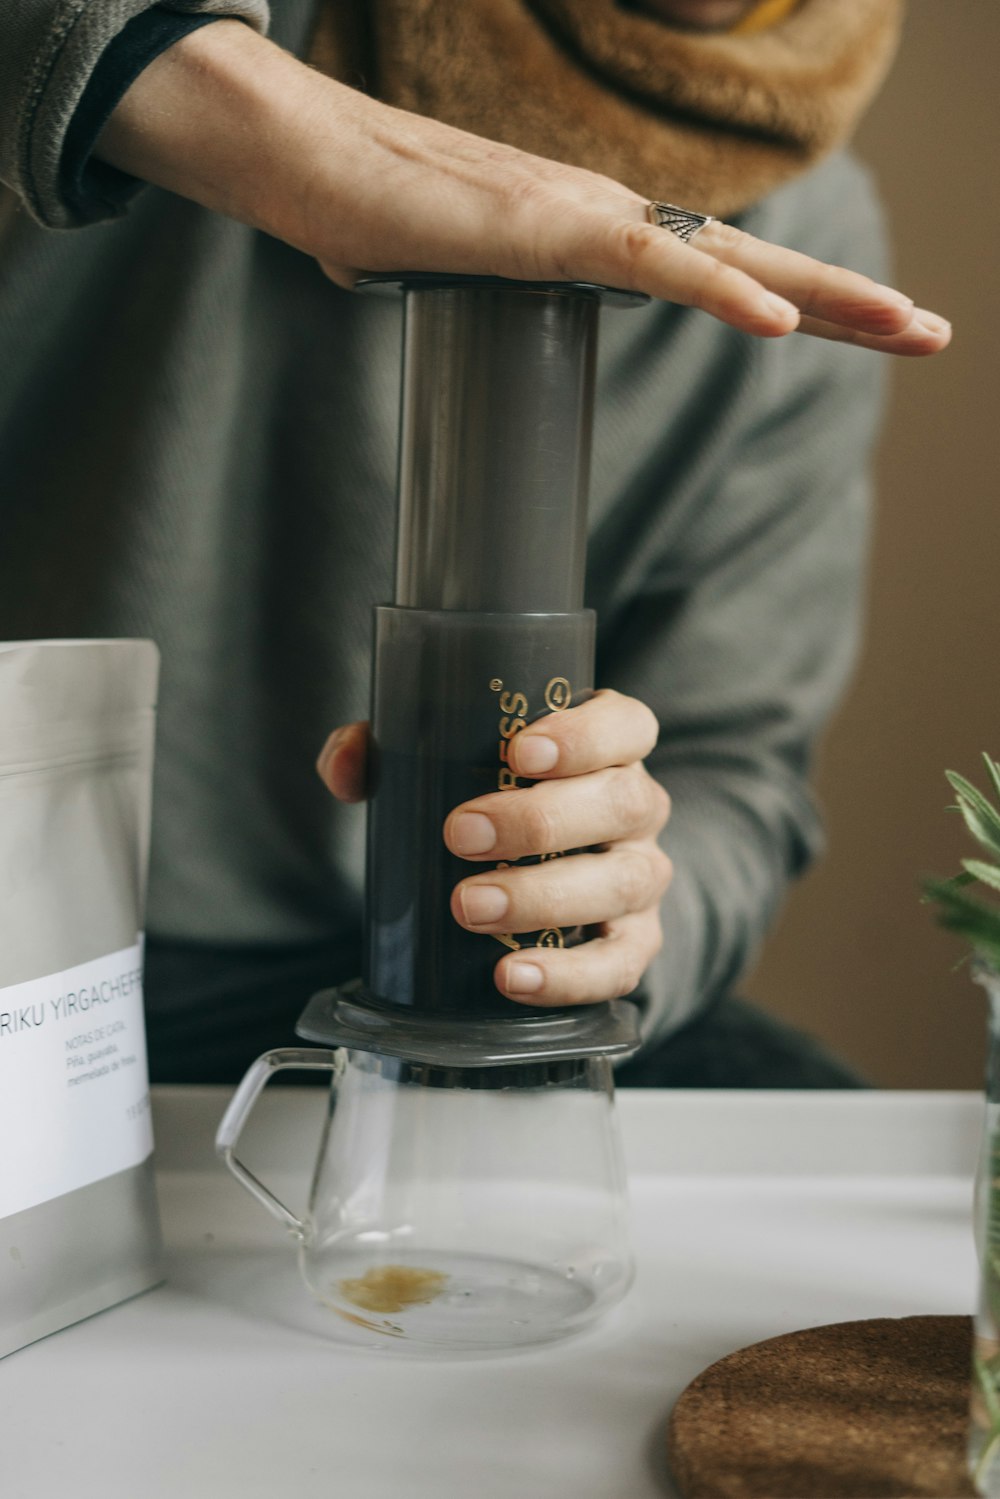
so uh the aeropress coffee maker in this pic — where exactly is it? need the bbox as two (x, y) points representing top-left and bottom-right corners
(217, 274), (645, 1351)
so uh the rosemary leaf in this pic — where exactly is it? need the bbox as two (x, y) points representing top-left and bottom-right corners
(945, 771), (1000, 860)
(919, 870), (977, 902)
(923, 878), (1000, 968)
(966, 860), (1000, 895)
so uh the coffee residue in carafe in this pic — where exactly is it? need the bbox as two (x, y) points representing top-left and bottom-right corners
(337, 1264), (449, 1314)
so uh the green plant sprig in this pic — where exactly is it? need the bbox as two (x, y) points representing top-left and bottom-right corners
(923, 754), (1000, 969)
(928, 756), (1000, 1487)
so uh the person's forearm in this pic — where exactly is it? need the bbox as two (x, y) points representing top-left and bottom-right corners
(96, 20), (344, 260)
(0, 1), (269, 228)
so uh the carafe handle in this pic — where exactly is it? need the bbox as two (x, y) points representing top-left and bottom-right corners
(215, 1047), (341, 1238)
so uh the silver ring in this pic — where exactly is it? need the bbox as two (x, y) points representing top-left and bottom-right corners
(647, 201), (715, 244)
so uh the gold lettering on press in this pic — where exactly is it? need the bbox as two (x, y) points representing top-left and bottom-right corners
(488, 676), (571, 952)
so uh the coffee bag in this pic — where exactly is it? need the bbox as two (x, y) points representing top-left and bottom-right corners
(0, 640), (162, 1358)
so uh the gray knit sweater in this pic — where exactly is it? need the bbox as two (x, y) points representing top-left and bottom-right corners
(0, 1), (888, 1063)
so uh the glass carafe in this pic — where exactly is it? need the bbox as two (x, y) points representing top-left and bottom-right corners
(970, 967), (1000, 1491)
(217, 1046), (633, 1351)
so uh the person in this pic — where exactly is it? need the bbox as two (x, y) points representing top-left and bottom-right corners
(0, 0), (949, 1085)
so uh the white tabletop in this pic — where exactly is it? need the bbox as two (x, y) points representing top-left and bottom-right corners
(3, 1088), (983, 1499)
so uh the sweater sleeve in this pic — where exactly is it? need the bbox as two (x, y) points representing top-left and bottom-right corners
(632, 390), (878, 1045)
(0, 0), (270, 229)
(60, 8), (222, 223)
(601, 160), (890, 1047)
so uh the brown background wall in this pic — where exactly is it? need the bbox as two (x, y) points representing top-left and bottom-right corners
(746, 0), (1000, 1089)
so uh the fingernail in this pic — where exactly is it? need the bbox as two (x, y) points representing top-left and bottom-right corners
(515, 735), (558, 774)
(461, 884), (509, 925)
(506, 962), (543, 994)
(316, 727), (346, 777)
(450, 812), (497, 855)
(914, 310), (951, 335)
(760, 292), (798, 321)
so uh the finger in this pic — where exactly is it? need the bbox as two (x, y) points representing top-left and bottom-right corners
(443, 765), (670, 862)
(495, 908), (664, 1007)
(509, 688), (659, 779)
(693, 221), (917, 335)
(452, 841), (673, 934)
(795, 307), (952, 357)
(561, 209), (800, 337)
(316, 721), (370, 802)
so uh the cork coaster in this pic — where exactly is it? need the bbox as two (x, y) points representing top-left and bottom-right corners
(667, 1315), (976, 1498)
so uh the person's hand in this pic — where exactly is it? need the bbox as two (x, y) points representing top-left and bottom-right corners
(97, 21), (951, 356)
(317, 690), (671, 1007)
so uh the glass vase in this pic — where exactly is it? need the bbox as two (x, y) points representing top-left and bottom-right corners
(969, 965), (1000, 1493)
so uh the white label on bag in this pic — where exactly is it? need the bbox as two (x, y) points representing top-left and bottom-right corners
(0, 942), (153, 1220)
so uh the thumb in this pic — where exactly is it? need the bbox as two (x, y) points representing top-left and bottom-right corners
(316, 721), (370, 803)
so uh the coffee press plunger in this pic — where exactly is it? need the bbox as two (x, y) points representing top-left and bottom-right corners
(217, 275), (646, 1350)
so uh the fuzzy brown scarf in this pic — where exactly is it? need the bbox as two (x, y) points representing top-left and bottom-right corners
(309, 0), (902, 218)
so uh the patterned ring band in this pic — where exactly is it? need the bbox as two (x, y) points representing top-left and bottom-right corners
(646, 201), (715, 243)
